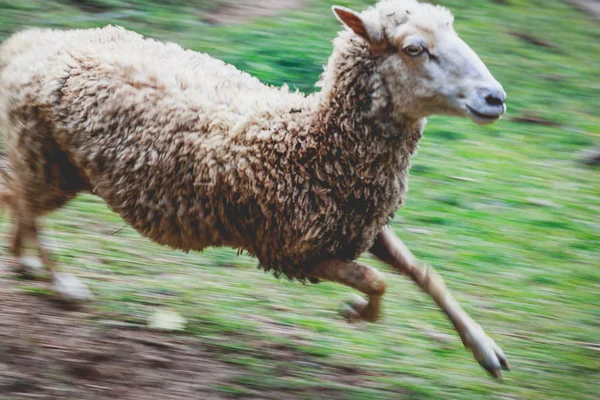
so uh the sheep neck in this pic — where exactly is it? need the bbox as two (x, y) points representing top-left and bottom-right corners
(312, 42), (424, 182)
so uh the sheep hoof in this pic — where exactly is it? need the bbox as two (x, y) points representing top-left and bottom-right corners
(52, 273), (93, 302)
(464, 325), (510, 379)
(340, 294), (373, 322)
(17, 255), (46, 277)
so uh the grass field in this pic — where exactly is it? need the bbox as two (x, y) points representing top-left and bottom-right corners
(0, 0), (598, 399)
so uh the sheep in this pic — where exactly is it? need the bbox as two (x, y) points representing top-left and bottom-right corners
(0, 0), (510, 378)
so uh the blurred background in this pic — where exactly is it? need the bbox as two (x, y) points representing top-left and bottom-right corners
(0, 0), (598, 399)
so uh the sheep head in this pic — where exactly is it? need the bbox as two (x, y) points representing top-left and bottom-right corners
(332, 0), (506, 126)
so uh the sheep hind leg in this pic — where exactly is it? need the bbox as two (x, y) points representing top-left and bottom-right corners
(0, 158), (41, 275)
(10, 206), (93, 302)
(3, 142), (92, 301)
(312, 260), (387, 322)
(10, 215), (48, 276)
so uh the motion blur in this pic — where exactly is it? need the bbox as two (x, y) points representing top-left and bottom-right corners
(0, 1), (597, 399)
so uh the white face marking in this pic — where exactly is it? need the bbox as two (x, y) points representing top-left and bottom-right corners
(385, 23), (507, 125)
(432, 33), (507, 124)
(332, 1), (506, 125)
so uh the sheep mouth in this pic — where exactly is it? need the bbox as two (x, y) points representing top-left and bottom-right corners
(465, 105), (502, 121)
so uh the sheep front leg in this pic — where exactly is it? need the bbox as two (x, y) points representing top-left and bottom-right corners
(313, 260), (387, 322)
(370, 228), (510, 378)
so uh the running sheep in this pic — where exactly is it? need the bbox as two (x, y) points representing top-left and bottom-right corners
(0, 0), (510, 378)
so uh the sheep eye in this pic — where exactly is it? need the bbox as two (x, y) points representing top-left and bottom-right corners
(403, 44), (425, 57)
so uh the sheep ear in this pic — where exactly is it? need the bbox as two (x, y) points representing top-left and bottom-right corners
(332, 6), (372, 43)
(332, 6), (388, 53)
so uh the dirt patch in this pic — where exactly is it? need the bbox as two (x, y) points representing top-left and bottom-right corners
(0, 277), (232, 398)
(202, 0), (310, 25)
(0, 260), (383, 399)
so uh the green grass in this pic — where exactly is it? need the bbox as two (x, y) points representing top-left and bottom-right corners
(1, 0), (599, 399)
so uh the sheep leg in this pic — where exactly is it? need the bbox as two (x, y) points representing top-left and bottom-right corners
(11, 212), (92, 301)
(0, 125), (93, 301)
(9, 214), (47, 275)
(313, 260), (387, 322)
(9, 216), (22, 257)
(11, 214), (58, 278)
(370, 228), (509, 379)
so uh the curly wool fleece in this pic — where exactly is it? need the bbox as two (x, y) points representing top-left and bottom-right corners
(0, 20), (424, 280)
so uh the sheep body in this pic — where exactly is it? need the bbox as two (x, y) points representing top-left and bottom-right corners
(0, 2), (514, 379)
(0, 24), (421, 279)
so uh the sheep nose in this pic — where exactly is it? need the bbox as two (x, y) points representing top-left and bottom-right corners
(484, 88), (506, 107)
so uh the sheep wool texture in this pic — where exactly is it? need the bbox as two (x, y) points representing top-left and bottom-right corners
(0, 20), (425, 280)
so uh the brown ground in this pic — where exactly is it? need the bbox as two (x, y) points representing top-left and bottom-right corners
(0, 260), (230, 399)
(0, 258), (373, 400)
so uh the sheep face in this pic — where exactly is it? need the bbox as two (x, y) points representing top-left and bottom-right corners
(333, 0), (506, 125)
